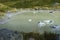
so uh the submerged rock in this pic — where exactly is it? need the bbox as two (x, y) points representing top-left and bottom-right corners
(0, 28), (23, 40)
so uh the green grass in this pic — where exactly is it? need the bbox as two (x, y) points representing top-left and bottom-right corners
(0, 11), (60, 33)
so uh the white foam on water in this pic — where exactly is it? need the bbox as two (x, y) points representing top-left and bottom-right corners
(38, 22), (46, 27)
(44, 20), (54, 25)
(0, 18), (10, 24)
(0, 11), (23, 24)
(28, 19), (32, 22)
(54, 25), (60, 29)
(51, 25), (60, 34)
(33, 11), (36, 14)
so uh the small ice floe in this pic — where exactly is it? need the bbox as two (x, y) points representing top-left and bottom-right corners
(28, 19), (32, 22)
(38, 21), (46, 27)
(44, 20), (54, 25)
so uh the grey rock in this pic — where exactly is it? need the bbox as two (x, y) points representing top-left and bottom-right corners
(0, 28), (23, 40)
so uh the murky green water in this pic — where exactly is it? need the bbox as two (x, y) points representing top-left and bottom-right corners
(0, 11), (60, 33)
